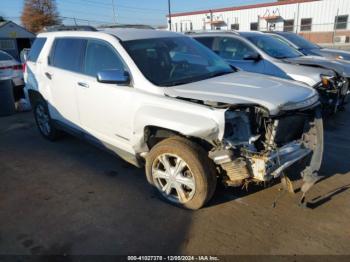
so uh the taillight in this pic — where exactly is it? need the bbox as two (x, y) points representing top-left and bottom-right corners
(12, 64), (23, 70)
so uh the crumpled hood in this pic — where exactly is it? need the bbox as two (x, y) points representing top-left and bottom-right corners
(319, 48), (350, 61)
(284, 56), (350, 78)
(164, 71), (318, 116)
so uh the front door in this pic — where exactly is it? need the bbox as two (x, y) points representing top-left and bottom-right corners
(214, 36), (266, 74)
(76, 39), (134, 152)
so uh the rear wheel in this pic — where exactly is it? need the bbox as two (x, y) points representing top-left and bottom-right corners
(33, 100), (62, 141)
(146, 137), (217, 210)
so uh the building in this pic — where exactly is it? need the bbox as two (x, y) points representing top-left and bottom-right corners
(0, 20), (35, 60)
(167, 0), (350, 44)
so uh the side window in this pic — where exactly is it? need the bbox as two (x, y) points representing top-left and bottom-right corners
(50, 38), (86, 72)
(83, 40), (125, 77)
(216, 37), (255, 60)
(28, 37), (46, 62)
(195, 37), (214, 50)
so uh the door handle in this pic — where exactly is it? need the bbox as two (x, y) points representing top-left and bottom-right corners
(77, 82), (89, 88)
(45, 72), (52, 80)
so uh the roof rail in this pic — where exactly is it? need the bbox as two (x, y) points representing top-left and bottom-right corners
(43, 25), (97, 32)
(98, 24), (154, 30)
(185, 30), (239, 35)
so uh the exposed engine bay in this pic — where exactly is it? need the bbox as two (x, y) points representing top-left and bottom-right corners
(316, 75), (349, 112)
(209, 106), (322, 190)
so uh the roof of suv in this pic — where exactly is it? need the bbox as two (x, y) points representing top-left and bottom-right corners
(39, 28), (183, 41)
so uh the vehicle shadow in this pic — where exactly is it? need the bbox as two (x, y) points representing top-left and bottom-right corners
(306, 184), (350, 209)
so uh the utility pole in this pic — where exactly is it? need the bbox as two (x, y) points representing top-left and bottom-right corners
(112, 0), (117, 24)
(168, 0), (172, 31)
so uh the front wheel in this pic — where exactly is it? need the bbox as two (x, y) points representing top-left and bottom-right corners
(146, 137), (217, 210)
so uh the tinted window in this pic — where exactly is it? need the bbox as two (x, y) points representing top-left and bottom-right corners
(51, 38), (86, 72)
(246, 35), (303, 59)
(216, 37), (255, 60)
(280, 33), (319, 49)
(83, 40), (125, 77)
(195, 37), (214, 49)
(28, 37), (46, 62)
(123, 37), (233, 87)
(0, 51), (13, 61)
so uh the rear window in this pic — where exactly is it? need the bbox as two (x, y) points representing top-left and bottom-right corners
(0, 51), (13, 61)
(28, 38), (47, 62)
(50, 38), (86, 72)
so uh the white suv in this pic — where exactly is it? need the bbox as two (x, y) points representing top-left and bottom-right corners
(25, 28), (323, 209)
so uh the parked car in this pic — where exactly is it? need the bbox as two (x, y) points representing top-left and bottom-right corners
(0, 50), (24, 86)
(268, 31), (350, 61)
(25, 28), (323, 209)
(190, 31), (349, 112)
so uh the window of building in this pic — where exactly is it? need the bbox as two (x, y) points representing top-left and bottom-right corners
(250, 22), (258, 31)
(284, 19), (294, 32)
(175, 23), (178, 32)
(180, 23), (183, 32)
(231, 23), (239, 30)
(300, 18), (312, 31)
(335, 15), (348, 30)
(190, 22), (193, 31)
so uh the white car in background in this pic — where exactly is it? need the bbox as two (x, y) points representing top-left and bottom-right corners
(0, 50), (24, 86)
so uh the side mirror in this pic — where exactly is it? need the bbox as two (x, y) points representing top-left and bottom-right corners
(97, 69), (130, 85)
(20, 48), (30, 63)
(243, 52), (261, 61)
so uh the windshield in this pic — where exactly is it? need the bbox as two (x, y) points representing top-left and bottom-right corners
(280, 33), (320, 50)
(122, 36), (234, 86)
(0, 51), (13, 61)
(246, 35), (303, 59)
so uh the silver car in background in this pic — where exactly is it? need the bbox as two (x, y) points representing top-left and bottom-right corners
(268, 31), (350, 61)
(0, 50), (24, 86)
(190, 31), (349, 113)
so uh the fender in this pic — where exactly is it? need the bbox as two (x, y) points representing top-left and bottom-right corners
(131, 102), (226, 153)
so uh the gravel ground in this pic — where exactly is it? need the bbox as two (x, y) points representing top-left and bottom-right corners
(0, 110), (349, 256)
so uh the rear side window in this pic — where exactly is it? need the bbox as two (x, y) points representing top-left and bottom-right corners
(28, 38), (46, 62)
(195, 37), (214, 49)
(50, 38), (86, 72)
(83, 40), (125, 77)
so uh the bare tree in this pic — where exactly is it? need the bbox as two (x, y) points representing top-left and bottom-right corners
(21, 0), (61, 33)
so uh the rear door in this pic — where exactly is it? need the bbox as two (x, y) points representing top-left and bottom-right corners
(46, 38), (86, 128)
(25, 37), (46, 87)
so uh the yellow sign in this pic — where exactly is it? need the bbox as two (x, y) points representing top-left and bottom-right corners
(9, 31), (17, 38)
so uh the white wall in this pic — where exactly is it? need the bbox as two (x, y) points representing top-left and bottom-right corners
(168, 0), (350, 33)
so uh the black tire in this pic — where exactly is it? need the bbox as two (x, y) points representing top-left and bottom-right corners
(146, 136), (217, 210)
(33, 99), (62, 141)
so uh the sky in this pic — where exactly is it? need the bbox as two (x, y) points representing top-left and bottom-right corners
(1, 0), (274, 27)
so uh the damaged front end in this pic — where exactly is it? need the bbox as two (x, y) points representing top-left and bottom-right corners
(209, 104), (324, 202)
(316, 74), (349, 113)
